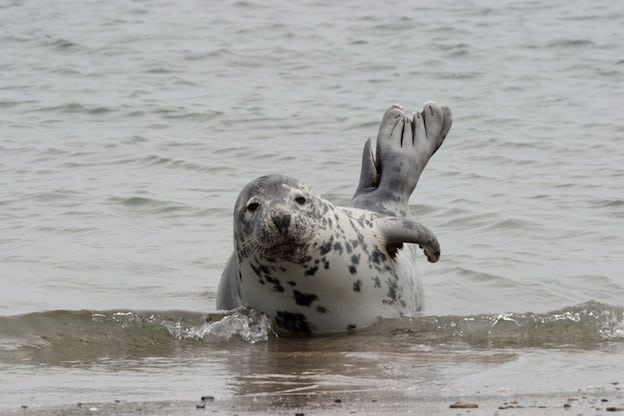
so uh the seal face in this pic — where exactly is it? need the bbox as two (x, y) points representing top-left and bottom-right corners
(233, 176), (321, 264)
(216, 102), (453, 335)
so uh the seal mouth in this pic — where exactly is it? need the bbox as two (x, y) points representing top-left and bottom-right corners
(261, 241), (307, 261)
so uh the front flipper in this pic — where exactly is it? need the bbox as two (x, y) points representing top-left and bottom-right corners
(216, 253), (243, 310)
(375, 216), (440, 263)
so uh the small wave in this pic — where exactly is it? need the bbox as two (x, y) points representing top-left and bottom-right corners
(156, 109), (224, 121)
(0, 303), (621, 365)
(0, 309), (270, 359)
(22, 189), (81, 202)
(590, 198), (624, 208)
(483, 217), (539, 232)
(32, 224), (99, 235)
(133, 154), (214, 172)
(42, 37), (78, 49)
(29, 103), (114, 115)
(547, 38), (594, 48)
(144, 67), (174, 74)
(232, 0), (262, 8)
(106, 195), (197, 216)
(383, 301), (624, 348)
(453, 266), (513, 284)
(438, 212), (496, 230)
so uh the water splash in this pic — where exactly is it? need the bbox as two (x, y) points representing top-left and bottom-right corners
(163, 308), (272, 344)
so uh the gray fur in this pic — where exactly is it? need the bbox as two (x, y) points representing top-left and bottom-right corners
(216, 253), (241, 310)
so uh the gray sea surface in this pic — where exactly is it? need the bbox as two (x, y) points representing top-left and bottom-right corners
(1, 0), (624, 413)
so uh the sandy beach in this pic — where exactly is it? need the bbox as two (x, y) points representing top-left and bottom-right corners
(5, 384), (624, 416)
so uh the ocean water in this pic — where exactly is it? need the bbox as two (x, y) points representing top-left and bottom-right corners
(1, 0), (623, 412)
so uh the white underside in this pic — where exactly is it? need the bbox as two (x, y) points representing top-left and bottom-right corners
(395, 243), (424, 313)
(240, 243), (424, 334)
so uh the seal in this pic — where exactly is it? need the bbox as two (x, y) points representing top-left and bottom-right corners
(216, 102), (452, 334)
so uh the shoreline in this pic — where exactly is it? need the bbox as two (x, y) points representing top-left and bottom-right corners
(4, 386), (623, 416)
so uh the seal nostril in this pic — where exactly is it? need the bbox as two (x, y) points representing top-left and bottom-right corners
(272, 214), (291, 235)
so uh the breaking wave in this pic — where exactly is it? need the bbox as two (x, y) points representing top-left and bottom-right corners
(0, 302), (621, 364)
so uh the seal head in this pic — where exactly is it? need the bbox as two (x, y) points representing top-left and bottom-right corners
(234, 175), (322, 262)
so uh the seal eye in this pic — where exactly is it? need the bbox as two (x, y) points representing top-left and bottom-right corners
(246, 202), (260, 213)
(295, 196), (306, 205)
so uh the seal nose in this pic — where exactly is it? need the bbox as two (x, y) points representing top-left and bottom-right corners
(272, 214), (291, 235)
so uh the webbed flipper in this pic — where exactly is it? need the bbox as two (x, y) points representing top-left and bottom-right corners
(376, 216), (440, 263)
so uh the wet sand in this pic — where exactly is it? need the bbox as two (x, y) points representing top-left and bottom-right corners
(5, 384), (623, 416)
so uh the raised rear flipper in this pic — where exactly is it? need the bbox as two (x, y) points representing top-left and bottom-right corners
(352, 103), (452, 217)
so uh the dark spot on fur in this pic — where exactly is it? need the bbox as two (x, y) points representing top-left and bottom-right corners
(333, 242), (343, 255)
(373, 276), (381, 288)
(238, 271), (243, 282)
(293, 290), (318, 306)
(383, 279), (399, 305)
(371, 248), (387, 265)
(316, 306), (328, 314)
(348, 219), (358, 231)
(349, 265), (357, 275)
(319, 237), (334, 256)
(287, 280), (297, 287)
(250, 263), (262, 277)
(360, 241), (369, 253)
(353, 279), (362, 292)
(265, 275), (284, 293)
(323, 259), (330, 269)
(305, 266), (318, 276)
(346, 324), (357, 332)
(351, 254), (360, 265)
(275, 311), (311, 334)
(346, 242), (353, 254)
